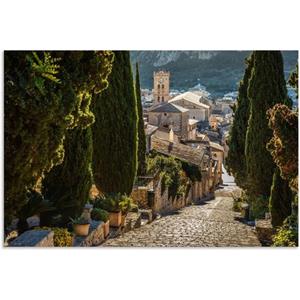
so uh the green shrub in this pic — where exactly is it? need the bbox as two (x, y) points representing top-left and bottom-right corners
(232, 191), (249, 213)
(69, 216), (89, 225)
(119, 195), (134, 214)
(249, 195), (269, 220)
(272, 215), (298, 247)
(35, 227), (72, 247)
(91, 208), (109, 222)
(233, 198), (243, 212)
(147, 153), (191, 198)
(94, 193), (120, 212)
(130, 203), (139, 212)
(94, 193), (133, 214)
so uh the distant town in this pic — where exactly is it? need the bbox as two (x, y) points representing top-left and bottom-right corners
(142, 70), (233, 162)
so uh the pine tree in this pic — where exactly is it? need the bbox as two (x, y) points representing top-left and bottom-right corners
(92, 51), (138, 195)
(226, 54), (254, 188)
(245, 51), (291, 197)
(42, 127), (93, 224)
(269, 168), (293, 227)
(135, 63), (147, 176)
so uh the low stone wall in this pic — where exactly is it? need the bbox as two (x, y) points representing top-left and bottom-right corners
(73, 221), (105, 247)
(123, 212), (142, 233)
(132, 176), (207, 216)
(10, 230), (54, 247)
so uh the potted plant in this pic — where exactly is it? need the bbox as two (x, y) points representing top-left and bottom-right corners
(91, 208), (110, 238)
(70, 216), (90, 236)
(96, 194), (122, 227)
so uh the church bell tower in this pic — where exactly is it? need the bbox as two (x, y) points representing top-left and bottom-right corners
(153, 71), (170, 105)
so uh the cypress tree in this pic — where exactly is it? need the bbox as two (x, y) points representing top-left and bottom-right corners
(226, 54), (254, 188)
(92, 51), (138, 195)
(135, 63), (147, 176)
(41, 52), (114, 224)
(288, 63), (298, 98)
(42, 127), (93, 224)
(269, 168), (293, 227)
(4, 51), (114, 226)
(245, 51), (291, 197)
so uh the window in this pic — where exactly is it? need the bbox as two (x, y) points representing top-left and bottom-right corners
(162, 96), (164, 102)
(162, 84), (164, 89)
(157, 84), (160, 89)
(157, 96), (160, 101)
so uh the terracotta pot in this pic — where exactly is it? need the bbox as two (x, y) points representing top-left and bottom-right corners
(108, 211), (121, 227)
(73, 223), (90, 236)
(103, 220), (110, 238)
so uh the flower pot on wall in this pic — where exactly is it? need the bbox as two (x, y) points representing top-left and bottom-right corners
(73, 223), (90, 236)
(108, 211), (121, 227)
(103, 220), (110, 237)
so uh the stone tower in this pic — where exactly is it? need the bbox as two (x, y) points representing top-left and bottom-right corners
(153, 71), (170, 105)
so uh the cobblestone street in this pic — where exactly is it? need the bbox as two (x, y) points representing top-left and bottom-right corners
(103, 184), (261, 247)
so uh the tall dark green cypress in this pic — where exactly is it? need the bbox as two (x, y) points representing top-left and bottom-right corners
(4, 51), (113, 226)
(92, 51), (138, 195)
(288, 64), (298, 98)
(269, 168), (293, 227)
(226, 54), (254, 188)
(245, 51), (291, 197)
(42, 127), (93, 224)
(135, 63), (147, 176)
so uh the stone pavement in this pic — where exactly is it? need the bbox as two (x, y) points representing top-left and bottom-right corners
(102, 186), (261, 247)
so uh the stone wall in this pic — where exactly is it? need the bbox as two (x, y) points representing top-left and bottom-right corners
(132, 174), (210, 216)
(10, 230), (54, 247)
(170, 99), (207, 121)
(133, 175), (194, 215)
(148, 111), (182, 133)
(131, 187), (149, 209)
(152, 178), (170, 214)
(73, 221), (105, 247)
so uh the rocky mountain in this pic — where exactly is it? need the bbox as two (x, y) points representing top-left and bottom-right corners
(131, 51), (298, 98)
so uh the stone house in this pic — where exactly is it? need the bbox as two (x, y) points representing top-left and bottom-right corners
(144, 122), (158, 153)
(153, 126), (180, 144)
(148, 102), (189, 139)
(187, 119), (198, 140)
(169, 91), (211, 122)
(209, 115), (219, 130)
(209, 142), (224, 186)
(131, 135), (212, 216)
(151, 136), (211, 202)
